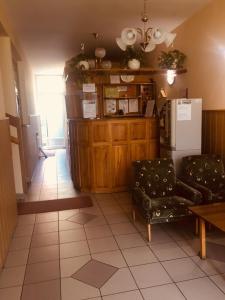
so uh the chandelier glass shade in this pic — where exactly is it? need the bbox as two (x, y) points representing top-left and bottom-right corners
(116, 0), (176, 53)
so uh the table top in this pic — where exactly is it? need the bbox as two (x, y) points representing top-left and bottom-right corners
(189, 203), (225, 232)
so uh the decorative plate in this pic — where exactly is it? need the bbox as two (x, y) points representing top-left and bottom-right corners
(120, 75), (135, 83)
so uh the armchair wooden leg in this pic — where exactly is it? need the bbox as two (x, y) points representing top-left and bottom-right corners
(195, 217), (199, 236)
(147, 223), (151, 242)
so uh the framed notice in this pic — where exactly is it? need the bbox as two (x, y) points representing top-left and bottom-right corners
(119, 99), (128, 114)
(106, 99), (116, 114)
(83, 99), (96, 119)
(129, 99), (139, 113)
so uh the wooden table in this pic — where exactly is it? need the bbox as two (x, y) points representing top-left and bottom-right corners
(189, 203), (225, 259)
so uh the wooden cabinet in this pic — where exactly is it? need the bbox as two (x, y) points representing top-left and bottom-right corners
(69, 117), (159, 193)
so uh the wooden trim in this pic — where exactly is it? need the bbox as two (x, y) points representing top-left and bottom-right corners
(203, 109), (225, 112)
(10, 136), (19, 144)
(0, 119), (17, 268)
(202, 110), (225, 161)
(6, 113), (27, 192)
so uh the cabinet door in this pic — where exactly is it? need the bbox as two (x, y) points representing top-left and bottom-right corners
(148, 140), (159, 159)
(92, 145), (111, 191)
(130, 142), (148, 162)
(111, 145), (130, 189)
(78, 146), (91, 190)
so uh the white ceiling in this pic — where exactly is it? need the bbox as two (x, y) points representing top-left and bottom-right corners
(2, 0), (211, 74)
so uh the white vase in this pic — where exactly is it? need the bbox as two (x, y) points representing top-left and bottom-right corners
(128, 59), (140, 70)
(77, 60), (89, 70)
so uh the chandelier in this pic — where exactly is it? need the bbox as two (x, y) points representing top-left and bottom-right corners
(116, 0), (176, 52)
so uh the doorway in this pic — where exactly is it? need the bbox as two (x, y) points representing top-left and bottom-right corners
(35, 75), (66, 149)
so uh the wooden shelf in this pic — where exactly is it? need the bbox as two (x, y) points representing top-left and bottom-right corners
(78, 68), (187, 75)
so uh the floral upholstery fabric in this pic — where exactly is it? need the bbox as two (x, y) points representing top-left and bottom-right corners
(132, 158), (202, 225)
(133, 158), (176, 198)
(181, 154), (225, 203)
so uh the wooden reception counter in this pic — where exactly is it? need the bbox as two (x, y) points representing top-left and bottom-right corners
(68, 117), (158, 193)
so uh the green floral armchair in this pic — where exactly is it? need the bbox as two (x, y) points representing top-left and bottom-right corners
(132, 158), (202, 241)
(180, 154), (225, 203)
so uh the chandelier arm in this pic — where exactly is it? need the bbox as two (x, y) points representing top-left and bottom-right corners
(136, 28), (144, 38)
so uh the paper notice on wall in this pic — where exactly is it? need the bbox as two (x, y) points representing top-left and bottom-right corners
(82, 83), (96, 93)
(83, 100), (96, 119)
(177, 101), (191, 121)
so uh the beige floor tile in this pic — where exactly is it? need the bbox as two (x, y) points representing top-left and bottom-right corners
(105, 213), (130, 225)
(36, 212), (58, 223)
(61, 278), (100, 300)
(0, 286), (22, 300)
(84, 215), (107, 228)
(59, 228), (86, 243)
(150, 242), (187, 261)
(101, 206), (123, 215)
(24, 260), (60, 284)
(141, 283), (185, 300)
(92, 250), (127, 268)
(28, 245), (59, 264)
(110, 223), (137, 235)
(115, 233), (146, 249)
(31, 232), (59, 248)
(60, 240), (90, 259)
(59, 220), (83, 231)
(130, 263), (172, 288)
(60, 255), (91, 278)
(17, 214), (36, 225)
(100, 268), (137, 295)
(88, 237), (119, 254)
(177, 277), (225, 300)
(103, 290), (143, 300)
(59, 209), (80, 220)
(33, 221), (58, 234)
(9, 236), (32, 251)
(141, 227), (173, 244)
(192, 255), (225, 276)
(0, 266), (26, 288)
(162, 257), (205, 282)
(95, 194), (114, 201)
(14, 224), (34, 238)
(5, 249), (29, 268)
(21, 279), (60, 300)
(210, 273), (225, 293)
(122, 246), (157, 266)
(86, 225), (112, 240)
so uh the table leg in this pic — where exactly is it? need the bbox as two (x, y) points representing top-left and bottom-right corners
(199, 218), (206, 259)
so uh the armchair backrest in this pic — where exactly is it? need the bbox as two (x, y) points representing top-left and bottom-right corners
(132, 158), (176, 198)
(181, 154), (225, 192)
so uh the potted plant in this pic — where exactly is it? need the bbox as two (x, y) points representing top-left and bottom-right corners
(158, 49), (186, 69)
(122, 46), (144, 69)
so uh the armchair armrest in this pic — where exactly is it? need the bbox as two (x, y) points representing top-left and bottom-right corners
(132, 187), (152, 210)
(176, 179), (202, 204)
(180, 178), (213, 202)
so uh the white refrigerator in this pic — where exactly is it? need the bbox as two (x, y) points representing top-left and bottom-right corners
(160, 98), (202, 175)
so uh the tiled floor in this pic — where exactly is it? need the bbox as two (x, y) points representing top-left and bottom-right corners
(1, 192), (225, 299)
(25, 149), (79, 201)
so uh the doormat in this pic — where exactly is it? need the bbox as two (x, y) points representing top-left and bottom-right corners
(17, 196), (93, 215)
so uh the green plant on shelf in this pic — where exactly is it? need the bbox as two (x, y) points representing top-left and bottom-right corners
(158, 49), (186, 69)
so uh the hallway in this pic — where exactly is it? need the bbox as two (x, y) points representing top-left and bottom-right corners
(26, 149), (78, 202)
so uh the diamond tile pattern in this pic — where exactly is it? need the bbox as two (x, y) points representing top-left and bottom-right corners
(72, 259), (118, 288)
(67, 212), (97, 225)
(2, 184), (225, 300)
